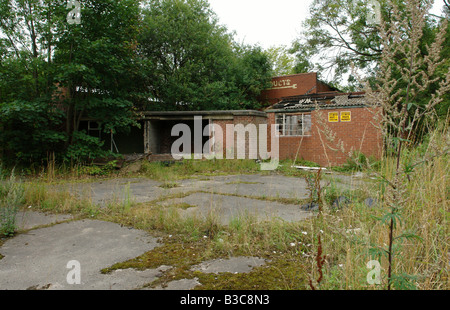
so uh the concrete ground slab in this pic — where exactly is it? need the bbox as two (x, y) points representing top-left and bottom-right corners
(149, 257), (267, 290)
(191, 257), (267, 274)
(57, 174), (316, 207)
(179, 174), (312, 200)
(50, 172), (371, 209)
(55, 178), (165, 206)
(0, 172), (372, 290)
(88, 266), (167, 290)
(15, 210), (73, 230)
(0, 219), (160, 290)
(159, 192), (313, 225)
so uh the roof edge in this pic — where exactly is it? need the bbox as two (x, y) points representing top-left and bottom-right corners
(142, 110), (267, 118)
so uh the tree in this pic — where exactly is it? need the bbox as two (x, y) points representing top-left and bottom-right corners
(294, 0), (449, 116)
(293, 1), (446, 81)
(231, 44), (273, 109)
(289, 42), (314, 74)
(264, 45), (297, 76)
(0, 0), (144, 164)
(139, 0), (272, 111)
(444, 0), (450, 11)
(291, 0), (384, 86)
(53, 0), (143, 146)
(0, 0), (273, 165)
(0, 0), (68, 163)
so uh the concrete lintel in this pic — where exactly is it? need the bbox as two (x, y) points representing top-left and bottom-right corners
(145, 116), (233, 121)
(142, 110), (267, 120)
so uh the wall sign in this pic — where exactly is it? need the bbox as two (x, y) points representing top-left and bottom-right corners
(328, 112), (339, 122)
(341, 111), (351, 122)
(270, 79), (298, 90)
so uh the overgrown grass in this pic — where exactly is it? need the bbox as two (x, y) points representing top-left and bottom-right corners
(140, 159), (262, 181)
(0, 127), (447, 289)
(22, 182), (99, 218)
(304, 126), (449, 290)
(2, 156), (326, 184)
(331, 152), (381, 173)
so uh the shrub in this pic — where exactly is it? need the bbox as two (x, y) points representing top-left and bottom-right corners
(77, 160), (119, 176)
(65, 131), (112, 163)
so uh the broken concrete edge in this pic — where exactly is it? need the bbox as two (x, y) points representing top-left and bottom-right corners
(143, 277), (201, 290)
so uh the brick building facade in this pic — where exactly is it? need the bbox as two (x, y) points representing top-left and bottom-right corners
(82, 73), (382, 167)
(265, 92), (382, 166)
(140, 110), (268, 161)
(259, 72), (339, 106)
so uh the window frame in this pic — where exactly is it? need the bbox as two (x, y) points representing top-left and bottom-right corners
(275, 113), (312, 137)
(87, 121), (102, 139)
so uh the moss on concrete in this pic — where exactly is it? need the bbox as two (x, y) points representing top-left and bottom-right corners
(100, 233), (311, 290)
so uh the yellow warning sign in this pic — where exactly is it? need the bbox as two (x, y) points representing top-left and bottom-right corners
(341, 111), (351, 122)
(328, 112), (339, 122)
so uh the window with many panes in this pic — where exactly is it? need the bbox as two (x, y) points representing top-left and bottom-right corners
(275, 113), (312, 136)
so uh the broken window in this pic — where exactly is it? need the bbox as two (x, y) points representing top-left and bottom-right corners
(275, 114), (311, 136)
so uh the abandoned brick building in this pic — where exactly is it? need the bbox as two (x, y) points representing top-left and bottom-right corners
(81, 72), (382, 167)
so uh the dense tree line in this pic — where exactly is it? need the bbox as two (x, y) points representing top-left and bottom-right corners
(0, 0), (272, 165)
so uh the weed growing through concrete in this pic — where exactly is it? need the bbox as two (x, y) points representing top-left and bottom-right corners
(0, 172), (24, 237)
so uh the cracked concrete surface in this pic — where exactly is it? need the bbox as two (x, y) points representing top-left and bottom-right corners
(0, 219), (160, 290)
(1, 172), (365, 290)
(158, 192), (314, 224)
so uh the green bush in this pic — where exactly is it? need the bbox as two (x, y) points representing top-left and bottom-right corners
(0, 99), (67, 165)
(336, 152), (381, 172)
(65, 131), (113, 163)
(77, 160), (118, 176)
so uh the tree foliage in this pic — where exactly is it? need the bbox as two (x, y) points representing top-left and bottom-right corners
(0, 0), (273, 165)
(363, 0), (450, 142)
(293, 0), (449, 87)
(0, 0), (69, 164)
(0, 0), (147, 164)
(139, 0), (272, 111)
(264, 45), (297, 76)
(292, 0), (449, 120)
(53, 0), (144, 142)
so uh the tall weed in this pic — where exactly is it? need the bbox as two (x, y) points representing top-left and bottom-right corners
(0, 173), (25, 236)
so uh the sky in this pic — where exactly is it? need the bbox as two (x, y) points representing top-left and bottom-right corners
(208, 0), (314, 49)
(208, 0), (447, 50)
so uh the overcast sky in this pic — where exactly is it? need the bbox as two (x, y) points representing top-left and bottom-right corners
(208, 0), (447, 50)
(208, 0), (314, 49)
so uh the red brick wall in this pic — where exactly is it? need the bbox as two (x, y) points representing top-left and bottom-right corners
(210, 119), (234, 158)
(211, 116), (268, 159)
(267, 107), (383, 166)
(317, 80), (335, 93)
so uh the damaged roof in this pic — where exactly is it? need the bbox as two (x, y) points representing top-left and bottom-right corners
(266, 92), (368, 112)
